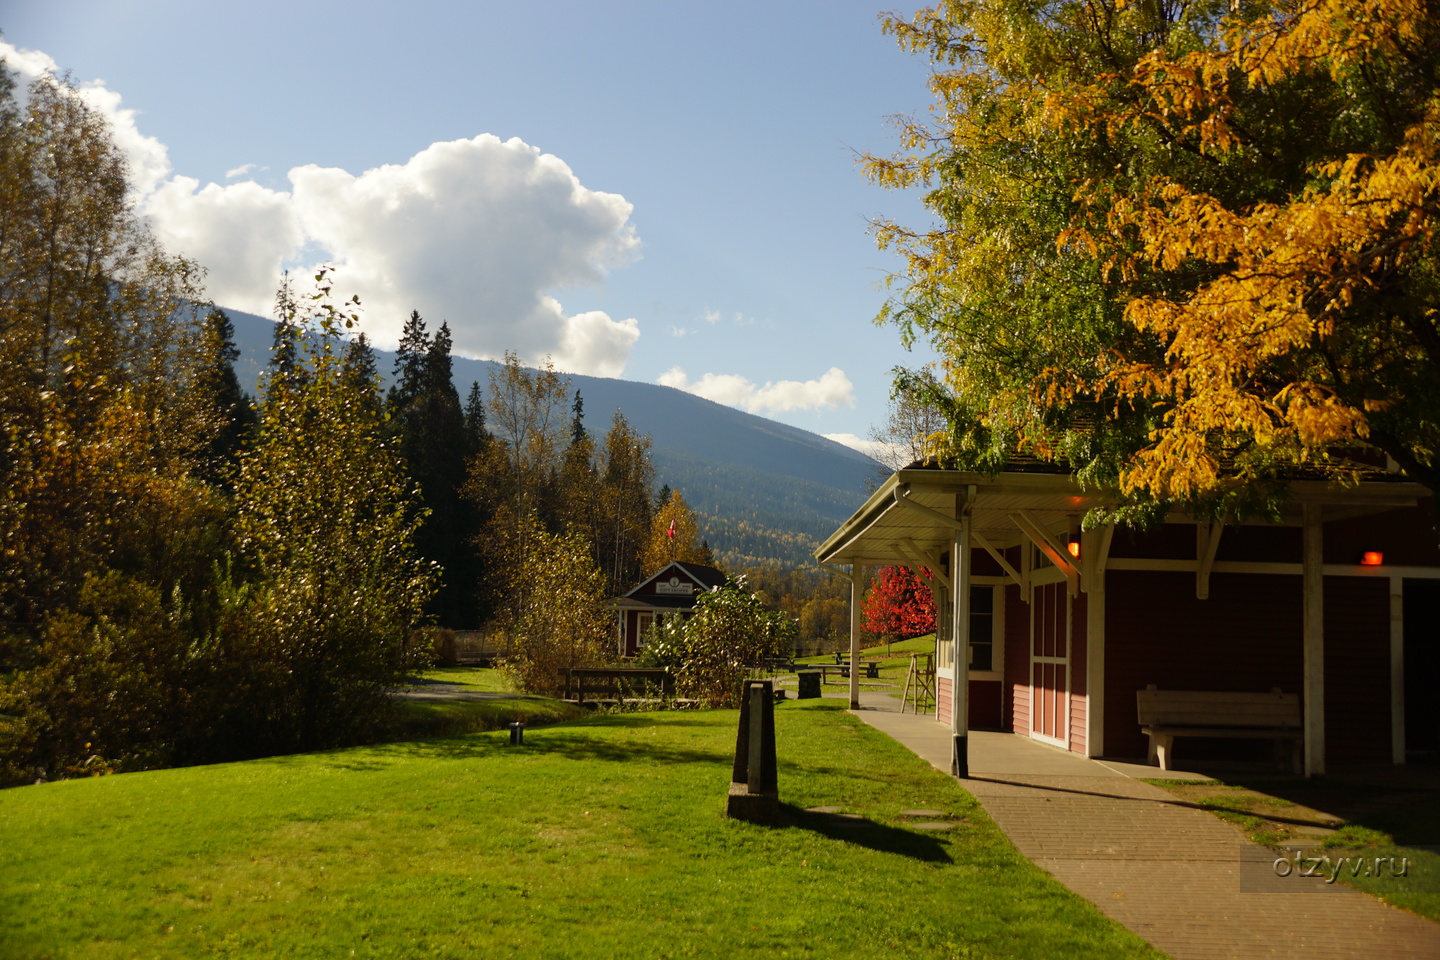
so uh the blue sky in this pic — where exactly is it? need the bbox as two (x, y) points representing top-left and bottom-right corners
(2, 0), (938, 452)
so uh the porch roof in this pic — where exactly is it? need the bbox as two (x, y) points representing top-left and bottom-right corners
(814, 466), (1428, 569)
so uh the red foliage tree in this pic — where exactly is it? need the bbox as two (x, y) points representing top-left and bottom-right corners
(860, 566), (936, 642)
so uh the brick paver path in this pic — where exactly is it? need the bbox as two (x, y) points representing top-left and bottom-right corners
(849, 696), (1440, 960)
(968, 773), (1439, 960)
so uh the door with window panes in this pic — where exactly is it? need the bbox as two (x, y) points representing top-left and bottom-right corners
(1029, 581), (1069, 746)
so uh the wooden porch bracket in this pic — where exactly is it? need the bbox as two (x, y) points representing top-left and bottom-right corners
(892, 484), (967, 532)
(1012, 511), (1080, 597)
(894, 537), (951, 591)
(1196, 523), (1224, 600)
(972, 532), (1024, 590)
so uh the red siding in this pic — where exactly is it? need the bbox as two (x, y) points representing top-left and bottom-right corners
(1327, 503), (1440, 568)
(1104, 570), (1304, 761)
(1005, 582), (1030, 736)
(1323, 577), (1391, 764)
(624, 611), (640, 657)
(1070, 593), (1088, 754)
(970, 680), (1003, 729)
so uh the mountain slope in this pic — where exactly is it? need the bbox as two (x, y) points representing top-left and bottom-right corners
(225, 308), (879, 566)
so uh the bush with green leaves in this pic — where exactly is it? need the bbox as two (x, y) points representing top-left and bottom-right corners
(497, 513), (615, 694)
(227, 271), (438, 751)
(639, 578), (795, 706)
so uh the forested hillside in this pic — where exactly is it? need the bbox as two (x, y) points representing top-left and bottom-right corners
(224, 308), (878, 568)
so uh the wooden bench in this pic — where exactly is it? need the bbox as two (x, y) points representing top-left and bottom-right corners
(1136, 685), (1303, 773)
(561, 667), (674, 704)
(800, 661), (879, 682)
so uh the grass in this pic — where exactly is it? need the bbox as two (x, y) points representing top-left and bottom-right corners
(1, 701), (1164, 960)
(412, 664), (514, 692)
(383, 666), (586, 741)
(382, 694), (586, 742)
(1143, 767), (1440, 921)
(790, 635), (937, 705)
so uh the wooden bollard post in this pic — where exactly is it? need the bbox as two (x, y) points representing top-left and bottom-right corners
(727, 679), (781, 822)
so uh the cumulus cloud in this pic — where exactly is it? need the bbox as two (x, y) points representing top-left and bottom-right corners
(0, 41), (645, 378)
(284, 135), (640, 371)
(658, 366), (855, 415)
(144, 176), (303, 312)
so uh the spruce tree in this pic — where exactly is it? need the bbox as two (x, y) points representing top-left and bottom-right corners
(388, 315), (473, 626)
(198, 308), (258, 486)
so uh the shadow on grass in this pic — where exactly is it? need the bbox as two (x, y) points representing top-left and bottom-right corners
(309, 724), (734, 770)
(772, 805), (954, 864)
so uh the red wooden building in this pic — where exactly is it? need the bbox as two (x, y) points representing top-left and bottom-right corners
(613, 561), (728, 658)
(815, 465), (1440, 776)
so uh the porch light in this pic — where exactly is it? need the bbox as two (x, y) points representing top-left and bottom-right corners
(1360, 551), (1383, 566)
(1067, 540), (1081, 559)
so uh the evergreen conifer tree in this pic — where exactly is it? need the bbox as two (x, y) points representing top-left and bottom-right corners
(198, 308), (258, 486)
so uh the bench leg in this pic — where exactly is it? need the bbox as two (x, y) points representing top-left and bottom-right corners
(1154, 734), (1174, 771)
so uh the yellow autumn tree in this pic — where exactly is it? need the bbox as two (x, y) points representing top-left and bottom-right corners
(868, 0), (1440, 507)
(642, 488), (706, 574)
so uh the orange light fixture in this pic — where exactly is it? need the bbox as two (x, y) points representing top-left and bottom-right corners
(1067, 540), (1081, 559)
(1360, 551), (1383, 566)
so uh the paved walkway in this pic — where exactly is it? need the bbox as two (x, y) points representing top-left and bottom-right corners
(847, 691), (1440, 960)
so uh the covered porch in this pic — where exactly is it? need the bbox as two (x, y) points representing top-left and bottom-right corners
(815, 466), (1440, 777)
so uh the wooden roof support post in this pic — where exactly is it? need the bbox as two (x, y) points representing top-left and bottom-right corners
(1196, 522), (1224, 600)
(850, 563), (864, 710)
(1083, 524), (1112, 758)
(1302, 503), (1326, 777)
(1391, 575), (1406, 765)
(951, 486), (976, 777)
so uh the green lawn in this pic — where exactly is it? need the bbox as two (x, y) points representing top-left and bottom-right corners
(413, 664), (515, 692)
(1, 701), (1162, 959)
(380, 666), (587, 742)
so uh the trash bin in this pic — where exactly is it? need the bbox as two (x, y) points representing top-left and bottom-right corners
(797, 670), (821, 699)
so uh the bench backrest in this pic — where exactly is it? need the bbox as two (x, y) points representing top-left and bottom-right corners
(562, 667), (675, 699)
(1136, 685), (1300, 728)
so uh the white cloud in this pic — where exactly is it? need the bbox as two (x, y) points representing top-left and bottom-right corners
(659, 366), (855, 414)
(283, 135), (641, 374)
(144, 176), (303, 314)
(551, 308), (638, 379)
(700, 308), (755, 327)
(0, 42), (171, 197)
(0, 42), (645, 378)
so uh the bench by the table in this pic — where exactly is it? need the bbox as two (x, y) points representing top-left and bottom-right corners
(561, 667), (674, 704)
(804, 661), (879, 682)
(1136, 684), (1302, 773)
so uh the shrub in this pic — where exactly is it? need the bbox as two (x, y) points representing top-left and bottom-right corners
(498, 516), (615, 695)
(640, 577), (795, 706)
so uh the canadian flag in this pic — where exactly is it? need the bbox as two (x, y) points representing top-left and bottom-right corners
(666, 518), (677, 539)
